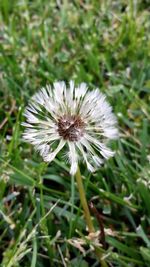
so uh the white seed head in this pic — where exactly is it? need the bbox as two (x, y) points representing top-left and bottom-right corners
(22, 81), (118, 174)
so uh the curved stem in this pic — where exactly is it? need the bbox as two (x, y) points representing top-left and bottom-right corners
(75, 167), (94, 233)
(75, 166), (108, 267)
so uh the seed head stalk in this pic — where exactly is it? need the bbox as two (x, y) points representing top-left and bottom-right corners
(75, 167), (108, 267)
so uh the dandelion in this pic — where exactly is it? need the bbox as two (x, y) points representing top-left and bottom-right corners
(22, 81), (118, 175)
(22, 81), (118, 267)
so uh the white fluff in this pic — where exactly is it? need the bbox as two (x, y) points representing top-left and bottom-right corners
(22, 81), (118, 174)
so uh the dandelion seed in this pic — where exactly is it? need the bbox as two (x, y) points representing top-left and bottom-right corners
(22, 81), (118, 174)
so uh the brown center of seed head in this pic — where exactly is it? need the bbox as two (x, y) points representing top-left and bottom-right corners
(57, 114), (85, 141)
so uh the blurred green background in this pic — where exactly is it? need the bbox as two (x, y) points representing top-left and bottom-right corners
(0, 1), (150, 266)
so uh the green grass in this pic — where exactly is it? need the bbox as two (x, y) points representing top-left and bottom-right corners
(0, 1), (150, 266)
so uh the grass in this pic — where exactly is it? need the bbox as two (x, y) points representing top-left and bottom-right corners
(0, 0), (150, 266)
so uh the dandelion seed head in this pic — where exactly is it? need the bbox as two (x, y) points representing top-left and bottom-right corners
(57, 114), (85, 141)
(22, 81), (118, 175)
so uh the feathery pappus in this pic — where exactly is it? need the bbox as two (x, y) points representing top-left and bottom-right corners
(22, 81), (118, 175)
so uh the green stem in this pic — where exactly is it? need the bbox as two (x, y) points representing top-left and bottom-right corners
(75, 167), (108, 267)
(75, 167), (94, 233)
